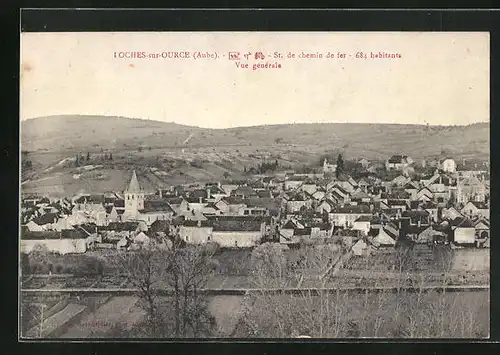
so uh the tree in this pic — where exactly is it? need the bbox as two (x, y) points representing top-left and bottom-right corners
(336, 154), (344, 178)
(164, 241), (218, 337)
(109, 153), (113, 161)
(75, 155), (80, 167)
(112, 241), (218, 338)
(223, 171), (231, 179)
(112, 247), (165, 336)
(86, 152), (90, 161)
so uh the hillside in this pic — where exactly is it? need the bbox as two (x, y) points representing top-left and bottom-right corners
(22, 115), (489, 160)
(20, 115), (489, 196)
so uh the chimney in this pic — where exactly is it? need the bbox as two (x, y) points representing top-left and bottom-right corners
(197, 220), (201, 227)
(159, 189), (163, 199)
(199, 197), (203, 204)
(206, 188), (211, 199)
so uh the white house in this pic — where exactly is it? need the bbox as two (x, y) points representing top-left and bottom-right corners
(441, 158), (457, 173)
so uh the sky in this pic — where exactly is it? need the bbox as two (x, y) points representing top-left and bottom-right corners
(20, 32), (489, 129)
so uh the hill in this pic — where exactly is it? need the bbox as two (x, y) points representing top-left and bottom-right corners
(20, 115), (489, 196)
(21, 115), (489, 160)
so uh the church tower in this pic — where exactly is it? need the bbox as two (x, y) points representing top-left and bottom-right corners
(123, 170), (144, 220)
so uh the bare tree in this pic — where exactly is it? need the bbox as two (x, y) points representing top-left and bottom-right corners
(112, 247), (165, 336)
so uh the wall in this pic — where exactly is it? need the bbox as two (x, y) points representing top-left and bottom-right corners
(20, 238), (87, 255)
(179, 226), (213, 244)
(137, 212), (172, 226)
(454, 227), (476, 244)
(211, 231), (262, 248)
(452, 249), (490, 272)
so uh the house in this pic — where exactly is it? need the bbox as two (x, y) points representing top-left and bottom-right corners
(179, 197), (207, 213)
(352, 215), (372, 235)
(450, 217), (476, 245)
(352, 238), (371, 256)
(210, 216), (268, 248)
(316, 199), (337, 214)
(358, 158), (370, 169)
(20, 230), (87, 254)
(391, 175), (410, 187)
(441, 158), (457, 173)
(311, 189), (326, 202)
(414, 226), (447, 244)
(286, 193), (312, 213)
(385, 155), (413, 171)
(329, 204), (372, 228)
(323, 159), (337, 174)
(461, 201), (489, 220)
(404, 181), (420, 200)
(351, 189), (371, 204)
(25, 220), (45, 232)
(179, 220), (213, 244)
(215, 197), (247, 215)
(103, 221), (147, 233)
(456, 176), (486, 204)
(416, 187), (434, 202)
(245, 197), (281, 217)
(231, 186), (258, 199)
(279, 219), (304, 244)
(72, 203), (107, 226)
(402, 210), (431, 228)
(473, 218), (490, 241)
(132, 231), (151, 247)
(327, 185), (351, 205)
(137, 199), (175, 226)
(442, 206), (464, 220)
(369, 227), (397, 247)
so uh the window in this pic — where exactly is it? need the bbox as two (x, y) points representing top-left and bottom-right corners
(244, 210), (249, 215)
(234, 240), (238, 247)
(207, 235), (211, 241)
(186, 236), (189, 242)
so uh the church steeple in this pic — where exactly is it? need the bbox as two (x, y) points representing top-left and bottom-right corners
(126, 170), (141, 193)
(123, 170), (144, 220)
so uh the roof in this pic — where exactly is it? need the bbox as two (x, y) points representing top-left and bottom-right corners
(125, 170), (142, 193)
(61, 229), (89, 239)
(182, 220), (212, 227)
(150, 219), (170, 232)
(220, 196), (246, 205)
(164, 197), (183, 205)
(33, 212), (58, 226)
(231, 186), (258, 196)
(114, 199), (125, 208)
(450, 217), (475, 228)
(355, 215), (372, 222)
(256, 189), (272, 198)
(212, 219), (262, 232)
(245, 197), (281, 213)
(139, 200), (175, 214)
(102, 221), (139, 232)
(294, 228), (312, 236)
(465, 201), (489, 209)
(189, 189), (208, 199)
(332, 204), (371, 214)
(21, 231), (63, 240)
(388, 155), (408, 164)
(184, 197), (206, 204)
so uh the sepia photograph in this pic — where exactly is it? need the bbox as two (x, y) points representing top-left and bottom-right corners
(19, 30), (490, 339)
